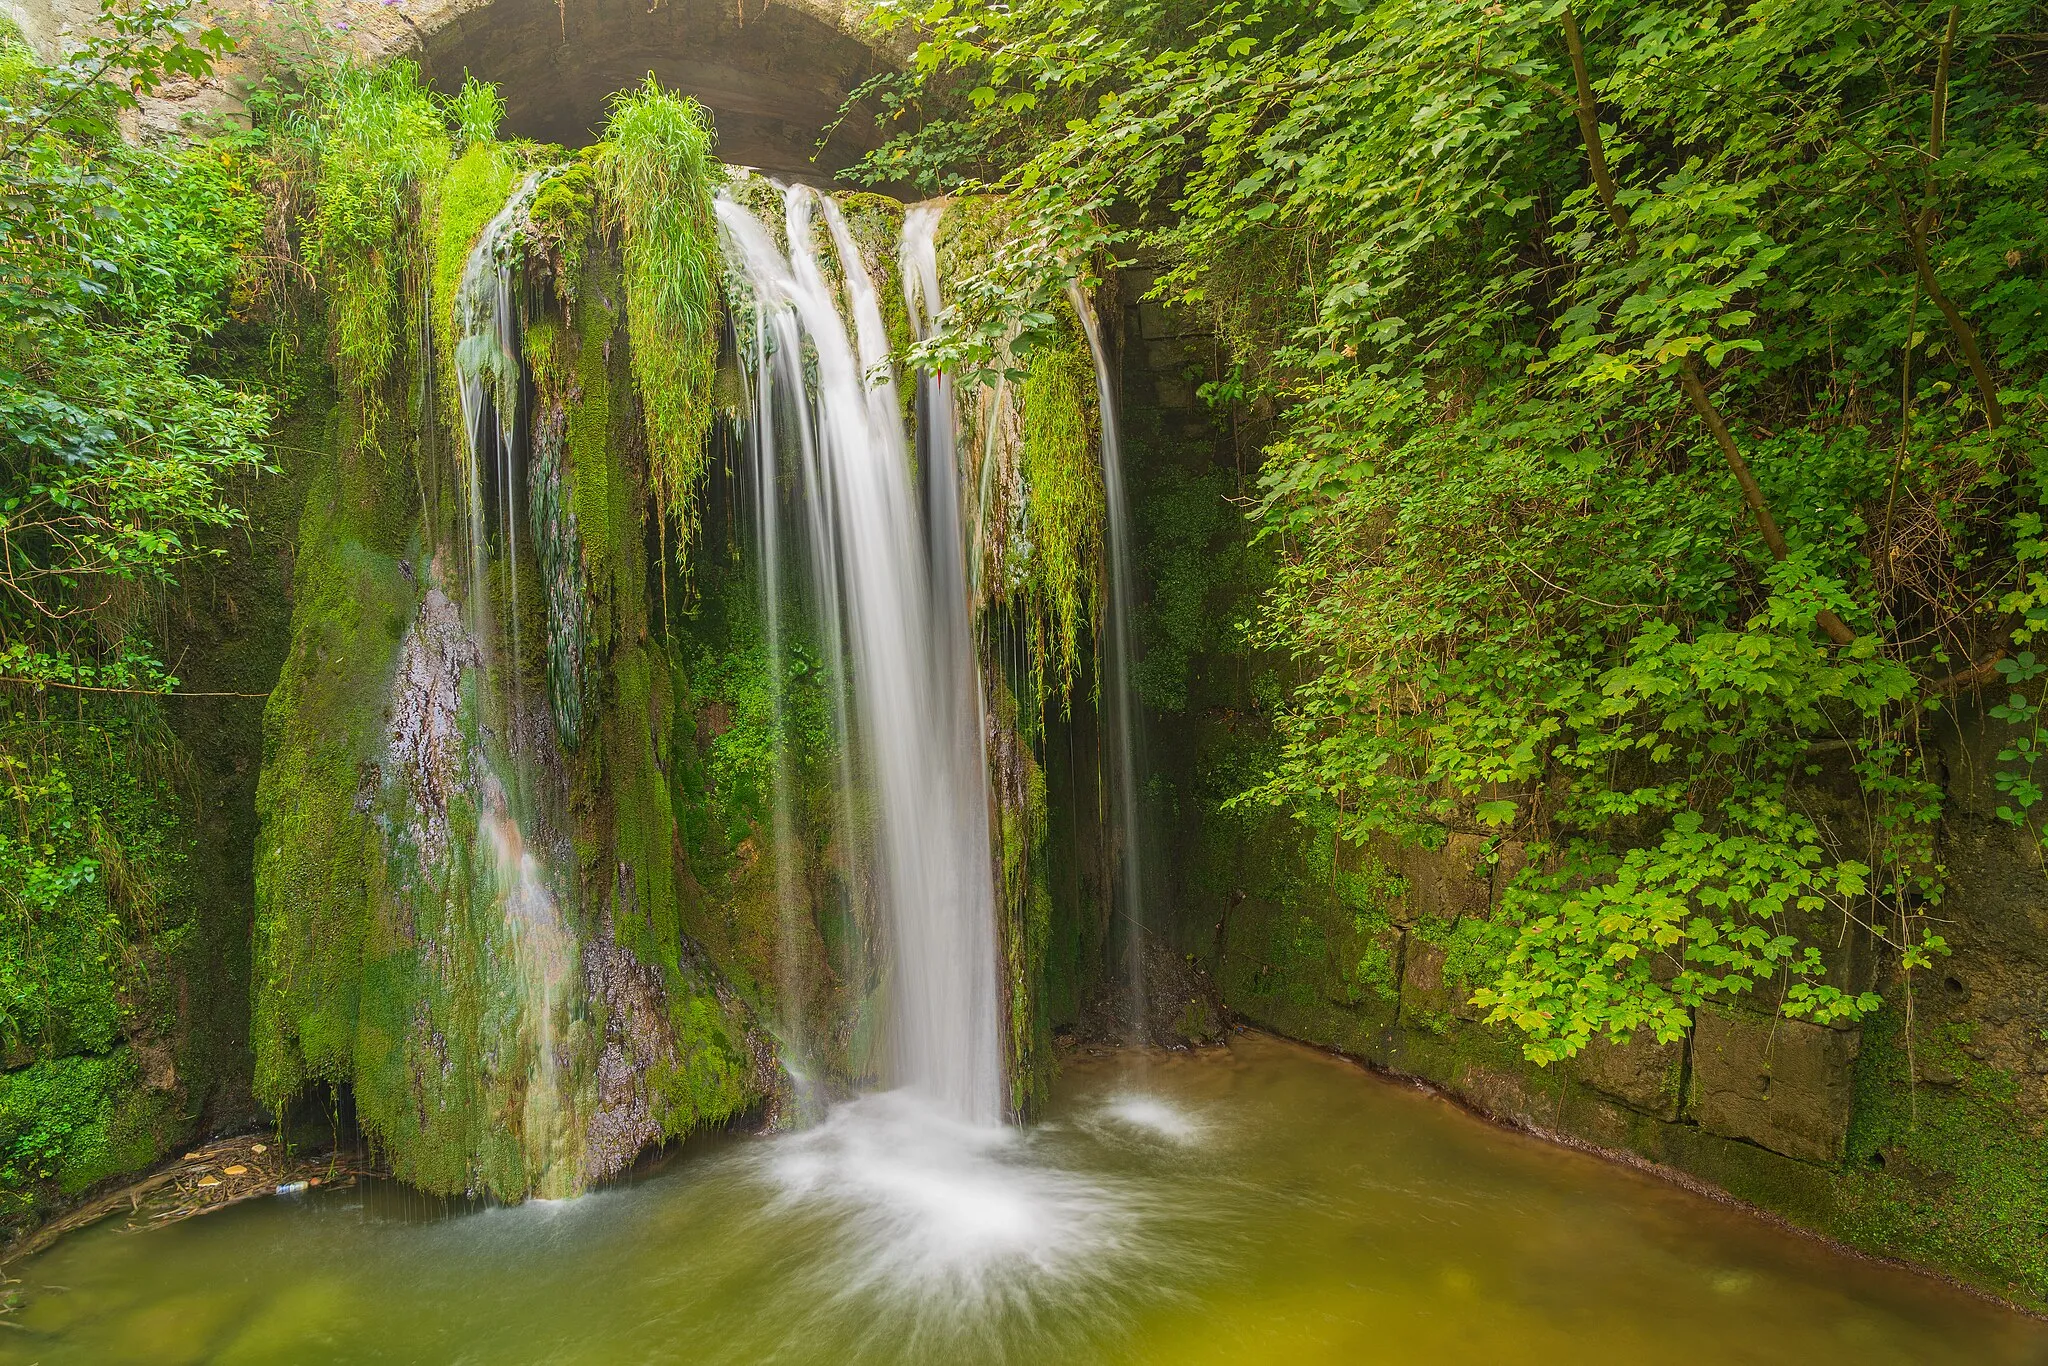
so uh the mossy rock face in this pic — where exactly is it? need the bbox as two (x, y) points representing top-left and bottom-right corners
(1571, 1028), (1686, 1122)
(986, 669), (1054, 1117)
(251, 405), (421, 1110)
(253, 220), (773, 1201)
(664, 562), (874, 1095)
(1690, 1008), (1862, 1165)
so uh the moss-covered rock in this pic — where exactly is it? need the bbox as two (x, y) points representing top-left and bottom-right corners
(253, 199), (773, 1201)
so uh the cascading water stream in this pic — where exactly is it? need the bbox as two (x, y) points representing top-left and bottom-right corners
(717, 185), (1002, 1124)
(1067, 283), (1150, 1040)
(450, 173), (577, 1190)
(739, 287), (823, 1123)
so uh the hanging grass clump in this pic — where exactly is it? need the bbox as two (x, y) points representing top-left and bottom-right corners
(1018, 312), (1104, 703)
(303, 61), (449, 404)
(602, 78), (725, 562)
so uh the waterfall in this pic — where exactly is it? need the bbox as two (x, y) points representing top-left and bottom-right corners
(1066, 283), (1149, 1038)
(447, 173), (578, 1189)
(738, 265), (821, 1122)
(718, 185), (1003, 1125)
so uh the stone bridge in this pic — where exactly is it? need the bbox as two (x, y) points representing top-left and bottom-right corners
(4, 0), (894, 176)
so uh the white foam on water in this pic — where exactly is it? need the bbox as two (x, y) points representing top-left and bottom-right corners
(764, 1090), (1131, 1293)
(1095, 1094), (1206, 1146)
(738, 1088), (1161, 1359)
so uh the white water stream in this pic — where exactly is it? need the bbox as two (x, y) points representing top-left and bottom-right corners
(1068, 283), (1151, 1034)
(448, 174), (577, 1191)
(718, 185), (1003, 1124)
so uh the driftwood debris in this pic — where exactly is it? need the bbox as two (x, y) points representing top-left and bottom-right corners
(1, 1134), (378, 1269)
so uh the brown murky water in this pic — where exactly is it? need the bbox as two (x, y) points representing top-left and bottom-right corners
(5, 1033), (2044, 1364)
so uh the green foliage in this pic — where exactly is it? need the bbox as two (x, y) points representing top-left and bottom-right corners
(0, 0), (231, 157)
(931, 196), (1109, 702)
(0, 4), (293, 1226)
(602, 78), (723, 558)
(0, 17), (272, 690)
(445, 73), (504, 149)
(0, 711), (177, 1057)
(863, 0), (2048, 1060)
(301, 60), (447, 398)
(1988, 648), (2048, 840)
(0, 702), (194, 1225)
(0, 1050), (176, 1212)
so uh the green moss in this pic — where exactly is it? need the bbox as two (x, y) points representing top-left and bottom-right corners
(1132, 466), (1237, 713)
(528, 154), (598, 303)
(0, 711), (178, 1060)
(0, 704), (198, 1229)
(666, 576), (837, 1015)
(256, 142), (781, 1204)
(1835, 997), (2048, 1307)
(0, 1051), (179, 1216)
(1215, 812), (1411, 1063)
(564, 251), (631, 643)
(1018, 320), (1105, 702)
(649, 991), (755, 1136)
(430, 140), (519, 432)
(721, 169), (788, 255)
(835, 191), (911, 363)
(251, 398), (418, 1110)
(546, 221), (768, 1144)
(987, 673), (1054, 1116)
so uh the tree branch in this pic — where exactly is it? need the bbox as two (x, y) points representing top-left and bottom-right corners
(1908, 6), (2004, 431)
(1563, 8), (1857, 646)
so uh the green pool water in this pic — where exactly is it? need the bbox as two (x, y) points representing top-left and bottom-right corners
(5, 1033), (2043, 1364)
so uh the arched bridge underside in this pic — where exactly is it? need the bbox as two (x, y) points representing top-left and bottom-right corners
(413, 0), (892, 176)
(9, 0), (895, 179)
